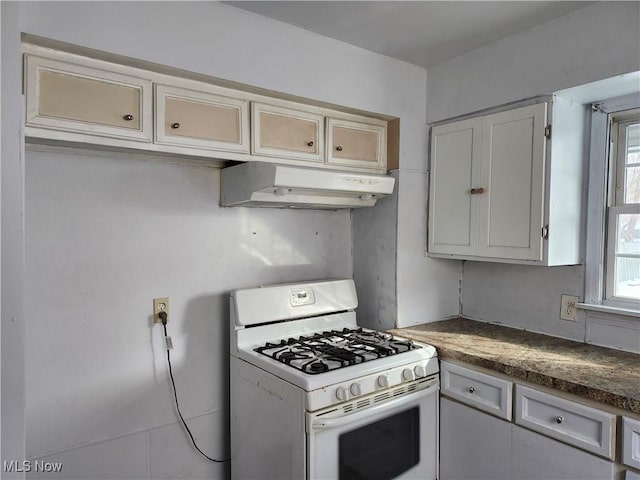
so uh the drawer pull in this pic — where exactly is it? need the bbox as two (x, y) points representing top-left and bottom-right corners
(555, 416), (564, 424)
(123, 114), (134, 121)
(336, 145), (343, 151)
(171, 122), (180, 129)
(468, 386), (476, 394)
(307, 141), (314, 147)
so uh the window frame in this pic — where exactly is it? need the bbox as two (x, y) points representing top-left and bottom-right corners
(605, 110), (640, 307)
(583, 98), (640, 316)
(611, 114), (640, 206)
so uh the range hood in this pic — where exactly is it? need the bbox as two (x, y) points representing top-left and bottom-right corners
(220, 162), (395, 209)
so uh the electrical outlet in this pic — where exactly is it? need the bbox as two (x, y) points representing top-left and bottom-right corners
(560, 294), (579, 321)
(153, 297), (169, 323)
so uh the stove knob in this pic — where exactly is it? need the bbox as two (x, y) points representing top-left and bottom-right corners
(402, 368), (416, 382)
(377, 375), (390, 388)
(350, 382), (362, 397)
(414, 364), (427, 378)
(335, 386), (349, 402)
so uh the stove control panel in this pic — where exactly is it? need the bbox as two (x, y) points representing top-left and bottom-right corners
(321, 358), (439, 407)
(289, 289), (315, 307)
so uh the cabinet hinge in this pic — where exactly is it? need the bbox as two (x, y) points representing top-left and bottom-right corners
(542, 225), (549, 239)
(544, 125), (551, 139)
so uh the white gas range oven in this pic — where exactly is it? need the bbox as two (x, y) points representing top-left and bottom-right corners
(229, 279), (439, 480)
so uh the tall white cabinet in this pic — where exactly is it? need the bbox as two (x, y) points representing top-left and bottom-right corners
(428, 97), (584, 265)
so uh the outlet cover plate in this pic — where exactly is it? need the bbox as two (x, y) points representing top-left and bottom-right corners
(153, 297), (169, 323)
(560, 294), (579, 321)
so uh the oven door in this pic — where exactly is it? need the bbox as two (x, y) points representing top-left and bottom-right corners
(306, 377), (438, 480)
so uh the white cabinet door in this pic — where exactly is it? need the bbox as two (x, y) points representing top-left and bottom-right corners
(511, 425), (615, 480)
(428, 118), (482, 256)
(428, 102), (550, 263)
(440, 397), (512, 480)
(623, 416), (640, 469)
(478, 103), (547, 260)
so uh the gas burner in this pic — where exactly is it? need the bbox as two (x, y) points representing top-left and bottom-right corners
(254, 327), (420, 374)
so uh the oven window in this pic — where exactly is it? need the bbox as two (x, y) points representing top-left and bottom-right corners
(338, 407), (419, 480)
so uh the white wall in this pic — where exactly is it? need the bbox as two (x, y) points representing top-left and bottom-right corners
(352, 171), (399, 331)
(25, 150), (351, 478)
(2, 2), (27, 478)
(427, 1), (640, 124)
(15, 1), (441, 478)
(19, 0), (460, 331)
(354, 158), (461, 331)
(396, 167), (461, 327)
(426, 1), (640, 342)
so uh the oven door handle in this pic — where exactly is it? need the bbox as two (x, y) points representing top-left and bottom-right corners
(310, 383), (438, 432)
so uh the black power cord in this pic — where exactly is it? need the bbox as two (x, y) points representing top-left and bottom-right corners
(159, 311), (229, 463)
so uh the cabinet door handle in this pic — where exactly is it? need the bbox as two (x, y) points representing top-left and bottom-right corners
(307, 141), (314, 147)
(336, 145), (343, 152)
(470, 187), (486, 195)
(555, 416), (564, 424)
(171, 123), (180, 129)
(468, 386), (476, 393)
(123, 114), (134, 121)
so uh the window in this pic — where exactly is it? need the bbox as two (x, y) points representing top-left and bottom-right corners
(606, 110), (640, 305)
(583, 98), (640, 317)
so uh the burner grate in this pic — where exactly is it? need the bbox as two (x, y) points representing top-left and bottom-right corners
(254, 328), (419, 374)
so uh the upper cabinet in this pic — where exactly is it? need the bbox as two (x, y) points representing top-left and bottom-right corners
(479, 104), (546, 261)
(155, 84), (249, 153)
(23, 45), (390, 174)
(428, 117), (482, 257)
(25, 55), (152, 142)
(428, 98), (584, 266)
(251, 103), (323, 162)
(326, 118), (387, 171)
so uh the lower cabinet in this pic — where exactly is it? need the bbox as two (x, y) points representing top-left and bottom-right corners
(440, 397), (511, 480)
(623, 417), (640, 469)
(440, 398), (616, 480)
(511, 424), (616, 480)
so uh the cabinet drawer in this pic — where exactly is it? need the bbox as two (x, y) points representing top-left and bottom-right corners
(515, 385), (615, 459)
(251, 103), (323, 162)
(440, 361), (512, 420)
(25, 55), (152, 142)
(326, 118), (386, 170)
(155, 84), (249, 153)
(623, 416), (640, 469)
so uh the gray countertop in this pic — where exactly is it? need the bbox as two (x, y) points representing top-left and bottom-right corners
(389, 317), (640, 415)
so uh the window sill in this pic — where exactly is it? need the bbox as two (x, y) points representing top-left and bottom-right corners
(576, 302), (640, 319)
